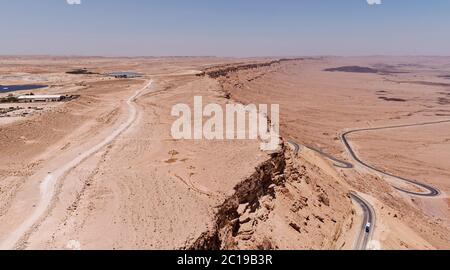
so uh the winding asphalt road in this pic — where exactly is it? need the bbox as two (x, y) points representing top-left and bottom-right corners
(287, 119), (448, 249)
(287, 140), (375, 249)
(341, 120), (450, 197)
(350, 192), (376, 250)
(0, 80), (153, 250)
(287, 140), (353, 168)
(288, 119), (447, 197)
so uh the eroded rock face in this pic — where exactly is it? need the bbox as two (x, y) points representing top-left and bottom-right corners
(188, 59), (355, 251)
(189, 147), (286, 250)
(188, 144), (354, 250)
(201, 58), (307, 79)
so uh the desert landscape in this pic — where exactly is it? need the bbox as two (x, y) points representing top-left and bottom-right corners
(0, 56), (448, 250)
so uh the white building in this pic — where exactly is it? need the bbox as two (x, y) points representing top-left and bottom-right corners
(17, 95), (64, 103)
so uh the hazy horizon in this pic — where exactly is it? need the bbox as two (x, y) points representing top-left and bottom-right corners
(1, 0), (450, 57)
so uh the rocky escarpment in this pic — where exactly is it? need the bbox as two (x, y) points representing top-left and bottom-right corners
(188, 144), (354, 250)
(201, 58), (317, 100)
(188, 147), (287, 250)
(199, 58), (308, 79)
(187, 58), (354, 250)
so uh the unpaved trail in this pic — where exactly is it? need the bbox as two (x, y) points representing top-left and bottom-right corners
(0, 80), (153, 250)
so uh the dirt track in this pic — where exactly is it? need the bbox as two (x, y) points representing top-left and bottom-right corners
(0, 80), (153, 250)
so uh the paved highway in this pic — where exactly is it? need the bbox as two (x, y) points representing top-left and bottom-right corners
(287, 140), (353, 168)
(287, 118), (448, 250)
(287, 139), (375, 250)
(340, 120), (450, 197)
(350, 192), (376, 250)
(288, 119), (446, 197)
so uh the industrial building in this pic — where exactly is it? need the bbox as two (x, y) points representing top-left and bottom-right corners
(17, 95), (64, 103)
(106, 72), (143, 79)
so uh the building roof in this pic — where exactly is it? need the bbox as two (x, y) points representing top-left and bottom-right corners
(18, 95), (63, 99)
(106, 72), (143, 77)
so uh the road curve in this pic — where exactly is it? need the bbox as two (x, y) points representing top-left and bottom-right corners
(286, 120), (447, 250)
(287, 139), (353, 169)
(0, 80), (153, 250)
(287, 139), (300, 155)
(287, 139), (376, 250)
(341, 120), (449, 197)
(350, 192), (376, 250)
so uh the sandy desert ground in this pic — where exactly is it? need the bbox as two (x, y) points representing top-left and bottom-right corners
(0, 56), (449, 250)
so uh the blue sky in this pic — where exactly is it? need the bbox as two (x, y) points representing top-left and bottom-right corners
(0, 0), (449, 56)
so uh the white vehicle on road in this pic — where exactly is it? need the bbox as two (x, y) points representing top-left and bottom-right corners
(365, 223), (371, 233)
